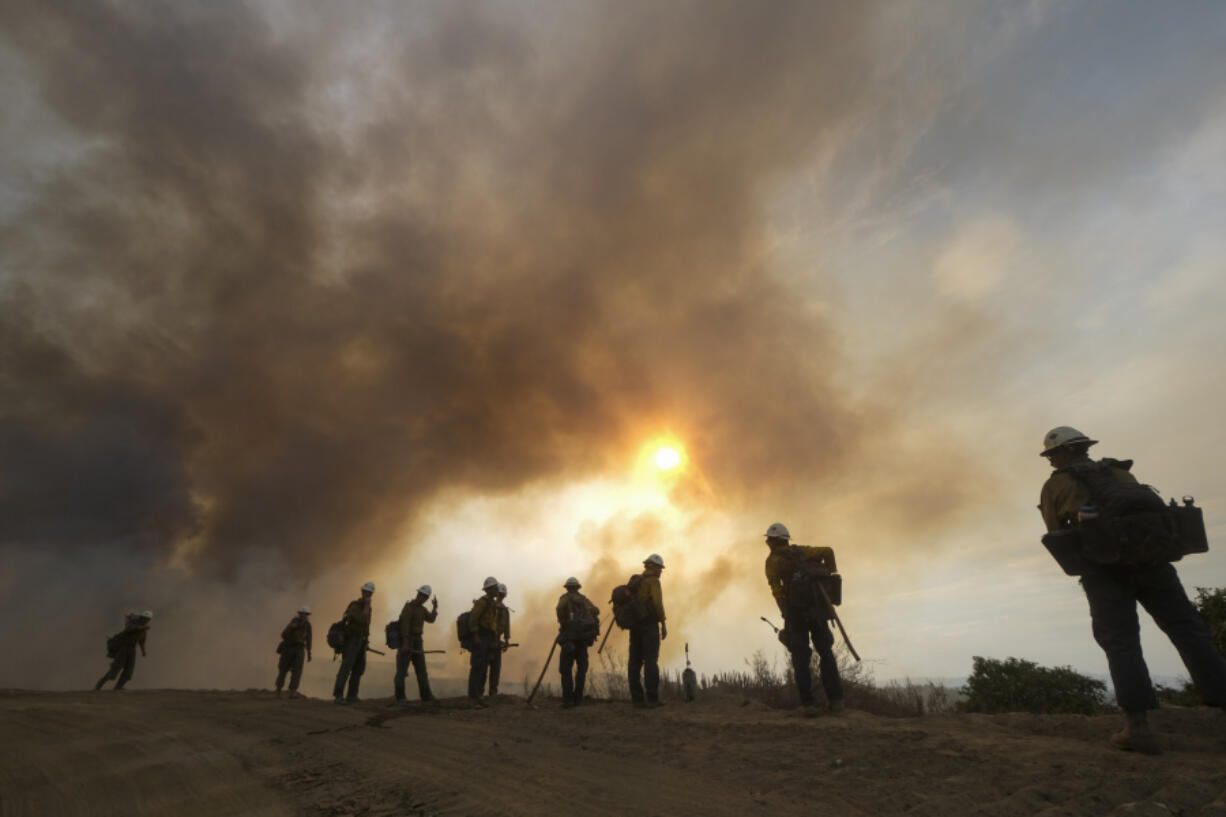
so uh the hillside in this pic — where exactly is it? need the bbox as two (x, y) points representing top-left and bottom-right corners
(1, 690), (1224, 816)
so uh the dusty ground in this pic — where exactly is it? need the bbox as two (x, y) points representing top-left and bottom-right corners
(1, 689), (1224, 817)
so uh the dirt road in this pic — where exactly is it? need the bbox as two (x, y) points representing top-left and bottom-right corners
(2, 689), (1224, 816)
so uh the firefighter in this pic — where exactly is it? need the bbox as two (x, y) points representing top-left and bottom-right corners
(95, 610), (152, 691)
(395, 586), (438, 703)
(1039, 426), (1226, 754)
(275, 606), (312, 698)
(556, 577), (600, 708)
(764, 523), (844, 717)
(628, 554), (667, 708)
(467, 577), (501, 707)
(333, 581), (374, 704)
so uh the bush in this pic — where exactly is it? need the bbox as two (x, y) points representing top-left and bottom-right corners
(1154, 681), (1201, 707)
(692, 647), (957, 717)
(961, 656), (1107, 715)
(1192, 586), (1226, 657)
(1151, 586), (1226, 707)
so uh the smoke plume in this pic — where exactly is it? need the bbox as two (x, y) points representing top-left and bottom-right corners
(0, 0), (887, 575)
(0, 1), (1017, 689)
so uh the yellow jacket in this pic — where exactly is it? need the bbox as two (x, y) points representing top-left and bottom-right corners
(1039, 456), (1139, 533)
(342, 598), (371, 637)
(765, 545), (837, 604)
(468, 596), (499, 635)
(399, 600), (437, 637)
(638, 574), (666, 623)
(280, 617), (312, 650)
(115, 618), (149, 649)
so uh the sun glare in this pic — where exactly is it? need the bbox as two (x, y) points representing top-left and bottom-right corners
(653, 445), (683, 471)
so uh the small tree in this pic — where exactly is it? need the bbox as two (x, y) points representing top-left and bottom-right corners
(1193, 586), (1226, 657)
(961, 656), (1107, 715)
(1154, 586), (1226, 706)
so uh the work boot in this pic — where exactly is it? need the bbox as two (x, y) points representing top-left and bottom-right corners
(803, 703), (820, 719)
(562, 699), (575, 709)
(470, 697), (489, 709)
(632, 700), (646, 709)
(828, 699), (846, 715)
(1110, 711), (1161, 755)
(275, 689), (283, 698)
(334, 696), (346, 705)
(287, 691), (303, 700)
(646, 700), (665, 709)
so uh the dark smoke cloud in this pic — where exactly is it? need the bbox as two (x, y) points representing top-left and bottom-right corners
(1, 0), (893, 579)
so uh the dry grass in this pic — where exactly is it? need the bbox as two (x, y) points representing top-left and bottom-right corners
(672, 647), (957, 717)
(529, 638), (958, 717)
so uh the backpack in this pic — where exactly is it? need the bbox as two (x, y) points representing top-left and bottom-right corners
(1170, 496), (1209, 557)
(610, 574), (649, 630)
(558, 595), (600, 645)
(1064, 459), (1183, 566)
(326, 620), (348, 652)
(105, 633), (121, 658)
(385, 619), (402, 651)
(456, 610), (474, 650)
(781, 546), (839, 622)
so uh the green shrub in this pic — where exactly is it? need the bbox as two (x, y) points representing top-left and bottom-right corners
(690, 647), (957, 716)
(1151, 586), (1226, 707)
(961, 656), (1107, 715)
(1154, 681), (1201, 707)
(1192, 586), (1226, 657)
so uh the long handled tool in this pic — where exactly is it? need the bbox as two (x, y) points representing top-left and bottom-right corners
(760, 615), (789, 648)
(786, 542), (861, 663)
(596, 618), (615, 655)
(526, 639), (559, 704)
(816, 584), (860, 662)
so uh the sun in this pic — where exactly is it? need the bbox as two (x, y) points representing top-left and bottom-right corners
(653, 445), (683, 471)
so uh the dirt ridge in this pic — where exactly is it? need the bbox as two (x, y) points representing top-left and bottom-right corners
(2, 690), (1224, 816)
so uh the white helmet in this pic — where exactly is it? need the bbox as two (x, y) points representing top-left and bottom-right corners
(416, 585), (432, 597)
(361, 581), (376, 593)
(1040, 426), (1098, 457)
(298, 605), (311, 614)
(765, 522), (791, 540)
(140, 609), (153, 620)
(644, 553), (665, 568)
(483, 576), (500, 590)
(497, 583), (507, 595)
(564, 577), (581, 588)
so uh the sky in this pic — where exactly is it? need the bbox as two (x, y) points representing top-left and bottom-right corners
(2, 0), (1225, 696)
